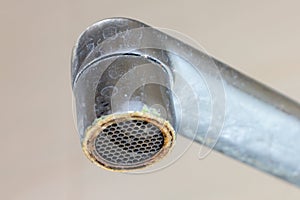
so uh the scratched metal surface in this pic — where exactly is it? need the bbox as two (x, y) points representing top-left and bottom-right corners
(71, 18), (300, 185)
(1, 0), (300, 199)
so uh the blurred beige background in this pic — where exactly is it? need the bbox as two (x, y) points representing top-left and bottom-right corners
(1, 0), (300, 199)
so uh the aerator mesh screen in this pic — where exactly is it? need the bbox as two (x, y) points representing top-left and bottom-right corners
(94, 119), (164, 166)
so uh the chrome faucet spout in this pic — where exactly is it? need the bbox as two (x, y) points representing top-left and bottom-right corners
(71, 18), (300, 186)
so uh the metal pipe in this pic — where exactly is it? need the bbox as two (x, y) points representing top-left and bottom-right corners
(71, 18), (300, 186)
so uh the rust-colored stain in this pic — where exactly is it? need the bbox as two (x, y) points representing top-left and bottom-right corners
(82, 111), (176, 172)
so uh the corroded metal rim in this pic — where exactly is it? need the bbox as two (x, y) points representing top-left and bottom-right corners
(82, 111), (176, 171)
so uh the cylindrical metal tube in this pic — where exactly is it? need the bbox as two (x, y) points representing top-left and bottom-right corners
(72, 18), (176, 171)
(71, 18), (300, 186)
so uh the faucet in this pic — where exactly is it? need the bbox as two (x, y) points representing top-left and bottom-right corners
(71, 17), (300, 186)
